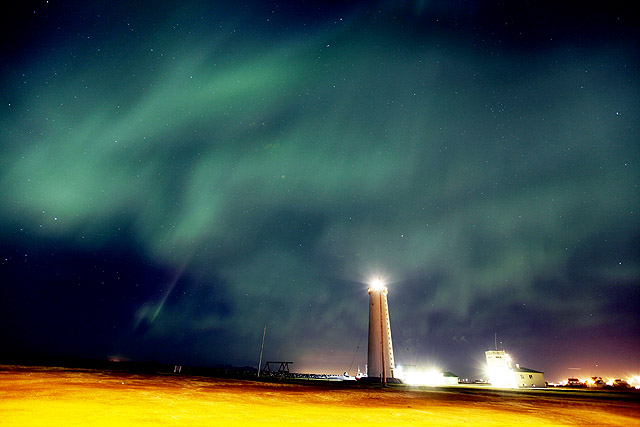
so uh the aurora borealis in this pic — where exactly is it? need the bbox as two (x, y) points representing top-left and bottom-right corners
(1, 1), (638, 380)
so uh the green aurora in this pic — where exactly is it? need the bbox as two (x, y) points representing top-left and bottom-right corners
(1, 1), (638, 378)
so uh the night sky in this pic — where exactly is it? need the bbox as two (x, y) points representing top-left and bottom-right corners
(1, 1), (638, 381)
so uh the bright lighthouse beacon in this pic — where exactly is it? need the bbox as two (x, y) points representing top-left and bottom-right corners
(367, 277), (397, 384)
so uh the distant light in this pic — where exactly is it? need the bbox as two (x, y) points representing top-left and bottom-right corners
(486, 366), (517, 388)
(423, 369), (445, 386)
(485, 350), (517, 389)
(398, 366), (445, 386)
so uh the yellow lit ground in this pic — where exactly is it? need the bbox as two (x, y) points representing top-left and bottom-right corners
(1, 366), (639, 426)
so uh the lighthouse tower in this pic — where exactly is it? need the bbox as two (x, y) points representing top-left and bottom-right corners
(367, 278), (396, 384)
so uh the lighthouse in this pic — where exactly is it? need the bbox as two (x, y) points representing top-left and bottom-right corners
(367, 278), (396, 384)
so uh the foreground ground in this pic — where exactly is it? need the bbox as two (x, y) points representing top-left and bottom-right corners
(1, 366), (639, 426)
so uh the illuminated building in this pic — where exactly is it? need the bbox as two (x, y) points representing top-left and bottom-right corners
(367, 278), (397, 384)
(485, 350), (545, 388)
(485, 350), (517, 388)
(513, 366), (545, 388)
